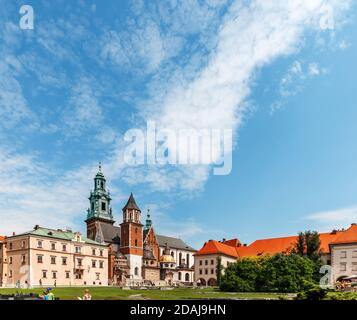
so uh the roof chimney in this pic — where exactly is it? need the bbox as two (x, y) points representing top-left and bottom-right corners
(34, 225), (39, 230)
(222, 238), (226, 242)
(12, 232), (15, 236)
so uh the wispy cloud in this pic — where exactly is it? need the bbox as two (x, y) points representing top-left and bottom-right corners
(306, 206), (357, 230)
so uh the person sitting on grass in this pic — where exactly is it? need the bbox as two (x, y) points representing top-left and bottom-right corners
(78, 289), (92, 300)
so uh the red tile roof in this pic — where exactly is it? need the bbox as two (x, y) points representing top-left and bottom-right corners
(223, 239), (241, 247)
(235, 231), (342, 257)
(195, 240), (238, 258)
(196, 226), (356, 259)
(0, 236), (5, 242)
(330, 224), (357, 245)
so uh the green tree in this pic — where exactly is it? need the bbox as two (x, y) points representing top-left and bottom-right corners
(216, 257), (223, 287)
(293, 231), (321, 261)
(220, 254), (317, 293)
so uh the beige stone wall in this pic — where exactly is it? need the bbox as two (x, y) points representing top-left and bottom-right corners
(177, 270), (194, 282)
(194, 254), (236, 286)
(331, 244), (357, 282)
(142, 267), (160, 281)
(6, 234), (108, 287)
(0, 241), (8, 287)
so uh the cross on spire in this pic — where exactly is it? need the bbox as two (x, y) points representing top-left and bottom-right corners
(99, 161), (102, 172)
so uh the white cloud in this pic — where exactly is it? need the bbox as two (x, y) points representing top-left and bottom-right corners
(119, 0), (351, 191)
(306, 206), (357, 231)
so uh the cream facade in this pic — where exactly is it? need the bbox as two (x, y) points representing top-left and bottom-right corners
(194, 254), (236, 286)
(330, 244), (357, 282)
(5, 227), (108, 288)
(0, 237), (7, 287)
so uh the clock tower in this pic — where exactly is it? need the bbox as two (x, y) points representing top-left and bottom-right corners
(85, 163), (114, 241)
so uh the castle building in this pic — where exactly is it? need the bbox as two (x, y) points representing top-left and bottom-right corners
(195, 224), (357, 286)
(85, 166), (196, 285)
(2, 227), (108, 287)
(0, 236), (7, 287)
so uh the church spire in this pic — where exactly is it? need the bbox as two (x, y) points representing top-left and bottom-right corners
(145, 209), (152, 231)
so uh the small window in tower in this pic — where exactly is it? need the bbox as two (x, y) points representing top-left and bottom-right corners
(101, 181), (104, 189)
(101, 202), (106, 211)
(135, 239), (138, 246)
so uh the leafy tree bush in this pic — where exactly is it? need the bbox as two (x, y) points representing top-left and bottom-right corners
(220, 254), (318, 293)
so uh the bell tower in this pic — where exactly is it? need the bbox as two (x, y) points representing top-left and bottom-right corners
(120, 193), (143, 280)
(85, 163), (114, 241)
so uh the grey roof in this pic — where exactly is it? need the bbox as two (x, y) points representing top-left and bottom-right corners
(98, 222), (120, 244)
(122, 193), (140, 211)
(156, 235), (196, 252)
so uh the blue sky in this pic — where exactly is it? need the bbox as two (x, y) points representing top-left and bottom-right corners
(0, 0), (356, 249)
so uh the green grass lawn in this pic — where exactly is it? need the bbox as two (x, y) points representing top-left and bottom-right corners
(0, 287), (292, 300)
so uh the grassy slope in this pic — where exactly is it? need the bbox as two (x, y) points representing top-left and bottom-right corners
(0, 287), (290, 300)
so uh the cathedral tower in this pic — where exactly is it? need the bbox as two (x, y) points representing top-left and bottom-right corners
(85, 163), (114, 242)
(120, 193), (143, 280)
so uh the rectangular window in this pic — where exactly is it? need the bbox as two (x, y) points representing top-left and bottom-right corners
(75, 246), (81, 254)
(21, 255), (26, 264)
(42, 271), (47, 278)
(21, 241), (26, 248)
(9, 257), (12, 264)
(96, 273), (100, 280)
(37, 255), (43, 263)
(9, 270), (12, 278)
(92, 248), (96, 256)
(52, 272), (57, 279)
(66, 271), (70, 279)
(9, 243), (12, 250)
(37, 240), (43, 248)
(77, 258), (82, 267)
(353, 251), (357, 258)
(211, 269), (214, 274)
(205, 269), (208, 275)
(101, 202), (106, 211)
(211, 260), (214, 265)
(199, 260), (202, 266)
(62, 257), (67, 265)
(340, 262), (347, 271)
(51, 243), (56, 250)
(99, 261), (104, 269)
(99, 250), (103, 257)
(51, 256), (56, 265)
(340, 251), (347, 259)
(205, 260), (208, 265)
(199, 269), (202, 275)
(62, 244), (67, 252)
(92, 260), (96, 268)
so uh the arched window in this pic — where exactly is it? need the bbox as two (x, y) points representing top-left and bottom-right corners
(178, 272), (182, 280)
(179, 252), (182, 265)
(134, 267), (139, 276)
(186, 253), (190, 267)
(171, 251), (174, 257)
(135, 239), (138, 246)
(185, 273), (190, 282)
